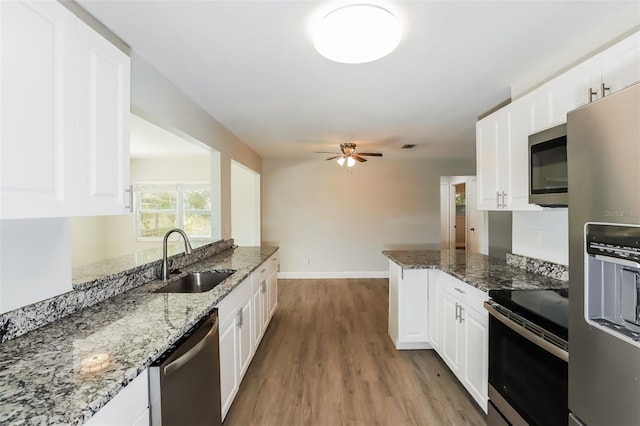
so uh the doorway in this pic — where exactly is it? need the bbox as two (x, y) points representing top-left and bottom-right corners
(440, 176), (488, 254)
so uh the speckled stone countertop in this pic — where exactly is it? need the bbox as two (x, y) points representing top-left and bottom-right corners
(382, 249), (567, 291)
(0, 245), (278, 425)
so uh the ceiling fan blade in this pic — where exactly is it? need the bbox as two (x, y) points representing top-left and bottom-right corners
(314, 151), (340, 154)
(352, 154), (367, 162)
(357, 152), (383, 157)
(325, 155), (341, 161)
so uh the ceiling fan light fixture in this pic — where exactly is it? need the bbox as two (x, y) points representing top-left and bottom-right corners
(347, 156), (356, 167)
(313, 4), (401, 64)
(337, 157), (346, 166)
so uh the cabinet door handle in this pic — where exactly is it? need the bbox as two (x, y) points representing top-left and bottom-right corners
(601, 82), (611, 97)
(459, 306), (464, 324)
(496, 191), (500, 209)
(237, 309), (243, 328)
(124, 185), (133, 213)
(261, 280), (266, 293)
(455, 303), (460, 321)
(501, 191), (507, 208)
(470, 228), (475, 231)
(454, 287), (466, 294)
(588, 87), (598, 103)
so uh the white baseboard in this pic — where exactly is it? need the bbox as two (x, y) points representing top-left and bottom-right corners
(277, 271), (388, 279)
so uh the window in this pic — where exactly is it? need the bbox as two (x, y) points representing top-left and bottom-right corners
(134, 183), (211, 240)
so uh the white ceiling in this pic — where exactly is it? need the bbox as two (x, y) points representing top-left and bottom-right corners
(78, 0), (640, 160)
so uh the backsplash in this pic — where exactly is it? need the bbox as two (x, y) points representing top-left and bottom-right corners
(0, 239), (234, 343)
(506, 253), (568, 282)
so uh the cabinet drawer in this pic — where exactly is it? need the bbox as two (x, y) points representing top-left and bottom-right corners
(439, 273), (488, 312)
(216, 276), (251, 324)
(252, 253), (278, 293)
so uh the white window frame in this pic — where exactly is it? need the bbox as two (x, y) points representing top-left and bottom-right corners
(133, 182), (211, 241)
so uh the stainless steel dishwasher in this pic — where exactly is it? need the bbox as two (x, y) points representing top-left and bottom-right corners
(149, 310), (221, 426)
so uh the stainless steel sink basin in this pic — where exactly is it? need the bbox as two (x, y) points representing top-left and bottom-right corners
(154, 270), (235, 293)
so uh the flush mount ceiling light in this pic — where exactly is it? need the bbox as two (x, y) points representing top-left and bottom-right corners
(313, 4), (401, 64)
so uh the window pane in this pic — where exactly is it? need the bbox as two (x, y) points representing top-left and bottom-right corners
(183, 191), (211, 210)
(139, 212), (177, 238)
(184, 212), (211, 237)
(139, 192), (177, 210)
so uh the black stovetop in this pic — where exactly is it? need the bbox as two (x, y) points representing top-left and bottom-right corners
(489, 288), (569, 341)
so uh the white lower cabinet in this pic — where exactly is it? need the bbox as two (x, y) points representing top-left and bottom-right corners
(218, 252), (279, 420)
(436, 273), (489, 413)
(85, 369), (149, 426)
(388, 260), (430, 349)
(218, 311), (239, 419)
(391, 262), (489, 413)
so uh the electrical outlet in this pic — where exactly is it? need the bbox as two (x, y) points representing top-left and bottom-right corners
(305, 257), (310, 265)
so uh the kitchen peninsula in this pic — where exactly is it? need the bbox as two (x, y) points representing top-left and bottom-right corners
(383, 249), (567, 412)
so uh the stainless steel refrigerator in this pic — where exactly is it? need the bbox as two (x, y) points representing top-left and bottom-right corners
(567, 82), (640, 425)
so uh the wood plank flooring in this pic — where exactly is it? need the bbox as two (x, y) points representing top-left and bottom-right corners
(223, 279), (486, 426)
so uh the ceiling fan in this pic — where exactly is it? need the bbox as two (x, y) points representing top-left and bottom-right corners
(315, 143), (383, 167)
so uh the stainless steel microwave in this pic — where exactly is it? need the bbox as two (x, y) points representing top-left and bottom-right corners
(528, 123), (568, 207)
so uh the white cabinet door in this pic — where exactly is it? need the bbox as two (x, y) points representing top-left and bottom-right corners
(237, 296), (253, 380)
(219, 313), (238, 420)
(476, 116), (500, 210)
(461, 305), (489, 412)
(1, 0), (76, 219)
(427, 270), (441, 351)
(440, 290), (462, 375)
(267, 258), (278, 319)
(506, 97), (542, 211)
(252, 283), (264, 347)
(546, 56), (601, 126)
(0, 0), (130, 219)
(85, 369), (149, 426)
(601, 31), (640, 96)
(476, 110), (510, 211)
(75, 20), (130, 215)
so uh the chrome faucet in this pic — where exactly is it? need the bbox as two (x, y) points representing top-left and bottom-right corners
(161, 228), (193, 281)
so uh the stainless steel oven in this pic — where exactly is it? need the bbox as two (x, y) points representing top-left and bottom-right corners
(485, 289), (569, 426)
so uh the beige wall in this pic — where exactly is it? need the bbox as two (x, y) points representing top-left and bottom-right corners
(262, 156), (475, 277)
(71, 155), (212, 267)
(130, 53), (262, 241)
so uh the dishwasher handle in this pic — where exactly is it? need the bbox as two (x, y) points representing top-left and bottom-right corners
(163, 316), (218, 377)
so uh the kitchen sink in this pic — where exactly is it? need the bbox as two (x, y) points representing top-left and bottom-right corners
(154, 270), (235, 293)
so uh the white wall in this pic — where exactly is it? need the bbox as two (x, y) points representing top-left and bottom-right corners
(130, 53), (262, 241)
(1, 219), (72, 314)
(262, 157), (475, 277)
(512, 210), (568, 265)
(231, 161), (260, 246)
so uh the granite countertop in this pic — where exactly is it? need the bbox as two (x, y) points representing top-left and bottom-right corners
(382, 249), (567, 291)
(0, 245), (278, 425)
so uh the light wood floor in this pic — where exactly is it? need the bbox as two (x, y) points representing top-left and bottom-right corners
(223, 279), (486, 426)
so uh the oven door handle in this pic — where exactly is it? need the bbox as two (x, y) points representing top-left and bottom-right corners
(484, 301), (569, 362)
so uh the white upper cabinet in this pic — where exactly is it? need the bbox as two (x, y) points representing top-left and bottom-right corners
(0, 0), (130, 219)
(75, 20), (131, 216)
(476, 103), (541, 211)
(476, 111), (507, 210)
(476, 30), (639, 212)
(1, 1), (77, 218)
(600, 31), (640, 97)
(545, 56), (601, 126)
